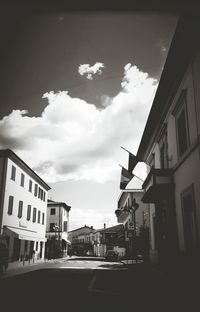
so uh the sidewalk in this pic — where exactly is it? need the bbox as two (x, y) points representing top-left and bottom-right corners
(0, 256), (69, 279)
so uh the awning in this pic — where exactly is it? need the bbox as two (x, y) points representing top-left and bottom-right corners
(5, 226), (46, 242)
(142, 168), (174, 203)
(62, 238), (71, 245)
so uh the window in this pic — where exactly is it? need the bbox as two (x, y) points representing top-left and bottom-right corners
(11, 165), (16, 181)
(18, 201), (23, 218)
(42, 212), (45, 225)
(36, 241), (38, 251)
(50, 208), (56, 215)
(174, 91), (190, 158)
(63, 221), (68, 231)
(37, 210), (41, 223)
(8, 196), (14, 215)
(50, 223), (55, 232)
(29, 180), (32, 192)
(34, 184), (38, 197)
(33, 208), (37, 222)
(27, 205), (31, 220)
(43, 192), (46, 202)
(20, 173), (25, 187)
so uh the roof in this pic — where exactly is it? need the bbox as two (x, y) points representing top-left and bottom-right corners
(137, 13), (200, 161)
(0, 149), (51, 191)
(47, 199), (71, 211)
(95, 224), (124, 234)
(68, 225), (95, 233)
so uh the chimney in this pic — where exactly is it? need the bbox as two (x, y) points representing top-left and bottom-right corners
(91, 226), (93, 229)
(104, 223), (106, 229)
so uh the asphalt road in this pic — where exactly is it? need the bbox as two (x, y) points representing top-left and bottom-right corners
(0, 257), (198, 311)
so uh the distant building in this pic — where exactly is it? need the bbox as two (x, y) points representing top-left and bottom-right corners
(115, 190), (150, 259)
(136, 14), (200, 265)
(0, 149), (50, 264)
(93, 224), (126, 258)
(68, 225), (96, 256)
(45, 200), (71, 259)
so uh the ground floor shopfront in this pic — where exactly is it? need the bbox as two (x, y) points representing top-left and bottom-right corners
(2, 226), (46, 264)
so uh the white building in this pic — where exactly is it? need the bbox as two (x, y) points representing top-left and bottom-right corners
(0, 149), (50, 263)
(45, 200), (71, 258)
(115, 190), (150, 259)
(136, 15), (200, 264)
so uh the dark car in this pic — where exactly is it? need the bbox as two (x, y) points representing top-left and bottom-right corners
(105, 250), (119, 261)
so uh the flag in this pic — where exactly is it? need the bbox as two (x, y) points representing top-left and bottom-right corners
(120, 166), (134, 190)
(120, 146), (138, 173)
(128, 152), (138, 173)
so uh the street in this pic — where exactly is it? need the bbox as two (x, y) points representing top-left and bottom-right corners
(0, 256), (199, 311)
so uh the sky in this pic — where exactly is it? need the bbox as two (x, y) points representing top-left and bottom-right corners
(0, 11), (177, 230)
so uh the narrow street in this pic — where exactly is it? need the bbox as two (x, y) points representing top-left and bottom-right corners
(1, 256), (199, 311)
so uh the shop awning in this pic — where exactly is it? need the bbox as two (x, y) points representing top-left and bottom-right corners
(62, 238), (71, 245)
(5, 226), (46, 242)
(142, 168), (174, 203)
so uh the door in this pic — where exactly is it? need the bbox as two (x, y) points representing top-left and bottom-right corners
(182, 186), (197, 254)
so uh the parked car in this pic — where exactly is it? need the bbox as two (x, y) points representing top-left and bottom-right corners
(105, 250), (119, 261)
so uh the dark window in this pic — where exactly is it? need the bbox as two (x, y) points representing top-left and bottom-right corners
(63, 221), (68, 231)
(8, 196), (14, 215)
(33, 208), (37, 222)
(41, 189), (43, 200)
(174, 91), (190, 158)
(18, 201), (23, 218)
(36, 241), (38, 251)
(50, 223), (55, 232)
(177, 108), (189, 157)
(29, 180), (32, 192)
(37, 210), (41, 223)
(50, 208), (56, 215)
(43, 192), (46, 202)
(160, 145), (165, 169)
(42, 212), (45, 225)
(27, 205), (31, 220)
(34, 184), (38, 197)
(11, 165), (16, 181)
(20, 173), (25, 187)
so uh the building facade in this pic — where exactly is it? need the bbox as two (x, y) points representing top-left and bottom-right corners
(45, 199), (71, 259)
(136, 15), (200, 264)
(68, 225), (96, 256)
(93, 224), (126, 258)
(0, 149), (50, 263)
(115, 190), (150, 259)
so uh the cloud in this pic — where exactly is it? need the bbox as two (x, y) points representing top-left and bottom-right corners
(0, 64), (157, 184)
(69, 208), (117, 231)
(78, 62), (105, 80)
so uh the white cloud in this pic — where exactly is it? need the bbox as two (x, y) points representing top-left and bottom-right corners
(78, 62), (105, 80)
(0, 64), (157, 184)
(69, 208), (117, 231)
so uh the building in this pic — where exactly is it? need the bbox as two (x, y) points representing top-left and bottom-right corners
(68, 225), (96, 256)
(136, 14), (200, 265)
(0, 149), (50, 264)
(115, 190), (150, 259)
(93, 224), (126, 258)
(45, 200), (71, 259)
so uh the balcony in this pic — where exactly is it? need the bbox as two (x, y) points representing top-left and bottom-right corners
(115, 208), (130, 223)
(142, 168), (174, 203)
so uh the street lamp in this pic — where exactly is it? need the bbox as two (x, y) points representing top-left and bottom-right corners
(53, 224), (59, 258)
(129, 197), (139, 262)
